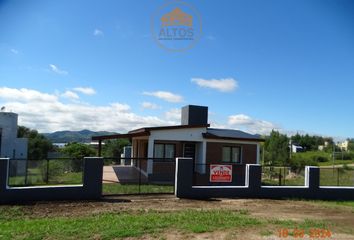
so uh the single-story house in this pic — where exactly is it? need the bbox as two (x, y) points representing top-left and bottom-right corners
(291, 144), (304, 153)
(93, 105), (264, 182)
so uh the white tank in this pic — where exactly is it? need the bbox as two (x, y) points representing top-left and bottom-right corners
(0, 112), (27, 158)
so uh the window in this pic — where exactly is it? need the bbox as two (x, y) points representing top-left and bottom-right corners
(154, 143), (175, 159)
(154, 144), (164, 158)
(222, 146), (241, 163)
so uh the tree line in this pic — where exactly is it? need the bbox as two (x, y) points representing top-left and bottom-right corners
(263, 130), (354, 170)
(18, 126), (129, 160)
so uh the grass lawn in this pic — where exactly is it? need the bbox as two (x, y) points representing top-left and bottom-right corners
(102, 183), (174, 194)
(0, 207), (332, 240)
(307, 200), (354, 210)
(318, 159), (354, 166)
(8, 169), (83, 187)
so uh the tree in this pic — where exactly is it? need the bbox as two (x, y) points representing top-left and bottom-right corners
(290, 133), (325, 151)
(264, 130), (289, 166)
(60, 142), (96, 159)
(17, 126), (53, 159)
(60, 142), (96, 171)
(348, 139), (354, 152)
(102, 139), (130, 157)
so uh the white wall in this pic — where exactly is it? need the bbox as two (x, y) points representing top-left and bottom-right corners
(146, 127), (207, 174)
(0, 112), (28, 159)
(14, 138), (28, 159)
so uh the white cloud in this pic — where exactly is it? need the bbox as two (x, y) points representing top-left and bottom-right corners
(10, 48), (19, 54)
(164, 108), (181, 122)
(228, 114), (280, 135)
(0, 87), (58, 102)
(61, 91), (79, 100)
(191, 78), (238, 92)
(73, 87), (96, 95)
(141, 102), (160, 110)
(93, 28), (104, 36)
(0, 87), (175, 133)
(143, 91), (183, 103)
(49, 64), (68, 75)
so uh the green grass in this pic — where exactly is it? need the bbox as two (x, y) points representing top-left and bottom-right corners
(0, 209), (260, 239)
(8, 169), (83, 187)
(0, 207), (333, 240)
(308, 200), (354, 210)
(318, 159), (354, 166)
(102, 183), (174, 194)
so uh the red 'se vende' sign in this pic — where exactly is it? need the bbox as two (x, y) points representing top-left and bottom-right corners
(210, 164), (232, 183)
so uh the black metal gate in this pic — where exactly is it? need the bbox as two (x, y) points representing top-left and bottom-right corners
(101, 157), (175, 195)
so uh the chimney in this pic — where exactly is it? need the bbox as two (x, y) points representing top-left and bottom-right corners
(181, 105), (208, 126)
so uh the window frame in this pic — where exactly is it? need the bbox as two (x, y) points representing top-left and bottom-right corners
(221, 146), (242, 164)
(153, 143), (176, 160)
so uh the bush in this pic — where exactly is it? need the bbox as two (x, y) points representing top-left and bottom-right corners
(288, 156), (318, 173)
(340, 152), (354, 160)
(313, 156), (328, 162)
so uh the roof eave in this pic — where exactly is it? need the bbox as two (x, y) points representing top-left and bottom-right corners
(92, 132), (150, 141)
(202, 133), (265, 142)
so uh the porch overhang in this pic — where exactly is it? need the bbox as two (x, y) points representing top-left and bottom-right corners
(92, 132), (150, 141)
(92, 132), (150, 157)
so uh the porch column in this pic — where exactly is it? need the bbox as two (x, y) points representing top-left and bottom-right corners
(98, 140), (102, 157)
(147, 138), (154, 174)
(201, 140), (207, 174)
(256, 143), (260, 164)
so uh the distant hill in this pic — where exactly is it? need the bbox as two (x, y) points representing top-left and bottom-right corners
(42, 129), (118, 143)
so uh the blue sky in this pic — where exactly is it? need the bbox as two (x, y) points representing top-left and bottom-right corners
(0, 0), (354, 139)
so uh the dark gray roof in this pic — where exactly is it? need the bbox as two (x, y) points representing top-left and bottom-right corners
(205, 128), (264, 141)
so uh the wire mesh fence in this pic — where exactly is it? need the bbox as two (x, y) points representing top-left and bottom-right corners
(7, 158), (84, 187)
(101, 157), (175, 195)
(319, 167), (354, 186)
(261, 166), (306, 186)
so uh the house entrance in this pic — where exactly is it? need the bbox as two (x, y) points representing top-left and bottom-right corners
(183, 143), (196, 160)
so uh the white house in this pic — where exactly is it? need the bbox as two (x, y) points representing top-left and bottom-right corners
(337, 140), (349, 151)
(93, 105), (264, 182)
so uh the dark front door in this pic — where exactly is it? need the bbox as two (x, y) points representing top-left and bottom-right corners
(183, 143), (196, 159)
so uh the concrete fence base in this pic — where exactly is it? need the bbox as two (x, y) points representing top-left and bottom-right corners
(0, 157), (103, 203)
(175, 158), (354, 200)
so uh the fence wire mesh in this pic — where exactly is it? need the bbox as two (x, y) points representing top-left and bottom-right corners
(320, 167), (354, 186)
(261, 166), (306, 186)
(7, 158), (84, 187)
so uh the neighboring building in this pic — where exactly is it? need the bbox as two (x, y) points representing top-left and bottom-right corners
(337, 140), (349, 151)
(52, 143), (67, 149)
(0, 112), (28, 159)
(291, 144), (304, 153)
(93, 105), (264, 181)
(318, 141), (330, 151)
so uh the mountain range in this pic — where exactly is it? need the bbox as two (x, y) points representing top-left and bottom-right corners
(42, 129), (117, 143)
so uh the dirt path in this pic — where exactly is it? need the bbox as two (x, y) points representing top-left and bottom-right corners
(3, 196), (354, 239)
